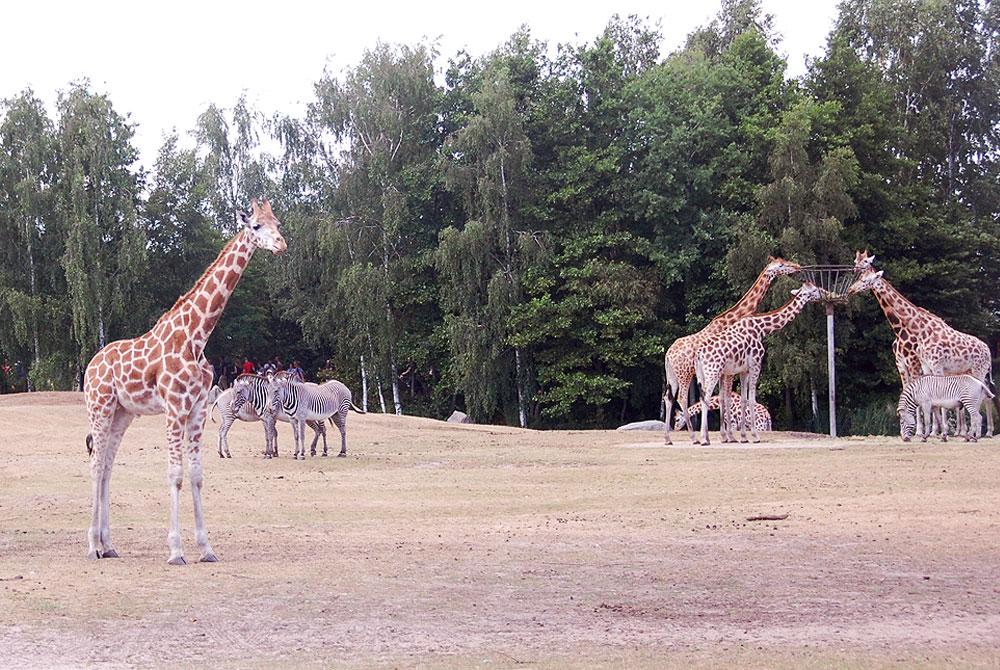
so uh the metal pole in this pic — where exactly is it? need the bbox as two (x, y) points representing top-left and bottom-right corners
(826, 303), (837, 438)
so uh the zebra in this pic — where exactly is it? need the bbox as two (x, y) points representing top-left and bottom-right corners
(269, 376), (365, 460)
(674, 392), (772, 433)
(897, 374), (995, 443)
(216, 374), (327, 458)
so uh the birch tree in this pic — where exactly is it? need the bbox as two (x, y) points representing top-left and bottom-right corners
(58, 83), (146, 363)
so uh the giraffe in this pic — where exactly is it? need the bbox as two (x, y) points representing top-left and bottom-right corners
(663, 257), (802, 445)
(694, 283), (825, 445)
(848, 266), (995, 437)
(83, 199), (286, 564)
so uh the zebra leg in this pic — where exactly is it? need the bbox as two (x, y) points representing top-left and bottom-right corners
(320, 420), (329, 456)
(295, 419), (306, 460)
(307, 420), (322, 457)
(218, 413), (234, 458)
(919, 402), (933, 443)
(262, 414), (277, 459)
(967, 401), (981, 442)
(334, 411), (347, 456)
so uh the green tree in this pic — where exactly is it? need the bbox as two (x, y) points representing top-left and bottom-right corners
(57, 82), (146, 365)
(0, 90), (64, 375)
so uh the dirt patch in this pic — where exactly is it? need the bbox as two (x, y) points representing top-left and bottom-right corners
(2, 394), (999, 668)
(0, 390), (84, 407)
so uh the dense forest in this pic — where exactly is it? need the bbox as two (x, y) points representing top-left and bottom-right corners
(1, 0), (998, 434)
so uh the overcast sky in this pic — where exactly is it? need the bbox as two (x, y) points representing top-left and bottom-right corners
(0, 0), (839, 168)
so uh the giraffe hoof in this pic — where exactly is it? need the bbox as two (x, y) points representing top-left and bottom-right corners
(101, 548), (119, 558)
(167, 556), (187, 566)
(87, 550), (101, 560)
(199, 553), (219, 563)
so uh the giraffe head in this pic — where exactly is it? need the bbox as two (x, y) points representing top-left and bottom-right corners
(763, 256), (803, 279)
(790, 281), (826, 302)
(854, 250), (876, 273)
(847, 269), (884, 295)
(239, 199), (287, 254)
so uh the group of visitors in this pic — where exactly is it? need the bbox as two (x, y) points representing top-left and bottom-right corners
(0, 359), (30, 393)
(211, 356), (305, 389)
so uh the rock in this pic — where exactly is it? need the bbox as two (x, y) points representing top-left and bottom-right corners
(447, 411), (474, 424)
(616, 420), (666, 432)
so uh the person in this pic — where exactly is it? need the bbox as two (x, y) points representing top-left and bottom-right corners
(242, 357), (255, 375)
(275, 356), (285, 372)
(14, 360), (27, 392)
(288, 359), (305, 382)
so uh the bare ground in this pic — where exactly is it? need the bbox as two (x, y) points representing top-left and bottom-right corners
(1, 392), (999, 668)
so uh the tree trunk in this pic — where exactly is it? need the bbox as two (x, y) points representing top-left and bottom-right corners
(360, 354), (369, 413)
(515, 347), (527, 428)
(810, 377), (819, 432)
(784, 386), (794, 429)
(26, 217), (40, 367)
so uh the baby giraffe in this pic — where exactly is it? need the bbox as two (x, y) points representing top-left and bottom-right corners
(694, 283), (825, 444)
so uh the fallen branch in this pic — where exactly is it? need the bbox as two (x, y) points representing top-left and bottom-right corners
(746, 513), (789, 521)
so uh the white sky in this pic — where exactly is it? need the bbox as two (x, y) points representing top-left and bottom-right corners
(0, 0), (839, 169)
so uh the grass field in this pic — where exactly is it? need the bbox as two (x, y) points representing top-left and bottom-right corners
(2, 392), (999, 668)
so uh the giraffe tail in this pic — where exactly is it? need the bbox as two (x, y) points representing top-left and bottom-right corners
(85, 434), (93, 457)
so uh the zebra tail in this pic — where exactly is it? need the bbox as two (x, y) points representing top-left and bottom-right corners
(349, 401), (366, 414)
(210, 400), (219, 423)
(86, 434), (93, 456)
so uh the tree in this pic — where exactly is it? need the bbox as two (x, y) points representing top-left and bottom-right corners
(58, 82), (146, 366)
(310, 42), (443, 415)
(0, 90), (63, 375)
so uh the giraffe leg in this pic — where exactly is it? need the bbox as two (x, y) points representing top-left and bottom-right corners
(185, 397), (217, 563)
(676, 371), (697, 444)
(699, 372), (719, 446)
(98, 408), (135, 558)
(164, 411), (187, 565)
(86, 394), (116, 560)
(747, 372), (761, 443)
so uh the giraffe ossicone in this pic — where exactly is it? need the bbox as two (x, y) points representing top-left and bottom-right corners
(83, 199), (286, 564)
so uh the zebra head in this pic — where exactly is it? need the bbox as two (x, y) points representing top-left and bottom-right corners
(230, 380), (253, 415)
(267, 376), (290, 415)
(896, 400), (917, 442)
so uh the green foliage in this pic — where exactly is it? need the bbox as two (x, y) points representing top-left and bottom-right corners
(27, 352), (76, 391)
(2, 4), (999, 440)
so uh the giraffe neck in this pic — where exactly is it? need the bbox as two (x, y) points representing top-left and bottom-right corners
(752, 293), (810, 336)
(868, 277), (923, 337)
(714, 268), (776, 326)
(155, 229), (257, 356)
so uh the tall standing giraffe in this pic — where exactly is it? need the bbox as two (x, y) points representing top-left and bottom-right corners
(848, 266), (995, 436)
(663, 257), (802, 444)
(83, 200), (287, 564)
(694, 283), (825, 445)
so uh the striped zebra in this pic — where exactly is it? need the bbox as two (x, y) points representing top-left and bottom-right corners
(674, 392), (772, 433)
(270, 376), (365, 460)
(897, 374), (995, 443)
(217, 374), (327, 458)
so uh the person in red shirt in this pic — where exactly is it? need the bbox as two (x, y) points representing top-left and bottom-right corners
(242, 357), (255, 375)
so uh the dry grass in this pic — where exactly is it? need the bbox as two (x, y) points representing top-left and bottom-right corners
(1, 392), (999, 668)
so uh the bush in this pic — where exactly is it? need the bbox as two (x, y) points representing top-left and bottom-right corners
(28, 353), (76, 391)
(846, 396), (897, 436)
